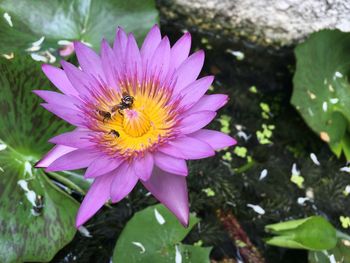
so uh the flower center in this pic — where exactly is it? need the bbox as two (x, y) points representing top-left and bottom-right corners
(92, 83), (180, 158)
(122, 109), (151, 137)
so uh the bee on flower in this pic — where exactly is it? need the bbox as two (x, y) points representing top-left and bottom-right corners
(34, 25), (236, 227)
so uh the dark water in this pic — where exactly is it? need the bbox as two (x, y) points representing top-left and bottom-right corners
(51, 23), (350, 263)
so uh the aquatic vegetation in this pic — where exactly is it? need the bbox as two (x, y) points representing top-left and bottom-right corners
(113, 204), (211, 262)
(0, 0), (157, 55)
(233, 146), (248, 158)
(265, 216), (337, 250)
(218, 114), (232, 134)
(292, 30), (350, 160)
(256, 124), (274, 145)
(0, 57), (79, 262)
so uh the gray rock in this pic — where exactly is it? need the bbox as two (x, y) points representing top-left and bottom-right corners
(157, 0), (350, 47)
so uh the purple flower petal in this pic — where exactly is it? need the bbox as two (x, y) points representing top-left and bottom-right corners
(173, 50), (204, 94)
(41, 103), (83, 127)
(75, 173), (114, 227)
(61, 61), (93, 97)
(159, 136), (215, 160)
(74, 41), (105, 80)
(48, 129), (94, 148)
(179, 111), (216, 134)
(148, 37), (171, 83)
(170, 32), (191, 69)
(85, 156), (124, 178)
(187, 94), (229, 114)
(141, 24), (162, 67)
(178, 76), (214, 109)
(142, 166), (189, 226)
(101, 39), (120, 91)
(154, 152), (188, 176)
(45, 149), (98, 172)
(133, 152), (154, 181)
(41, 64), (78, 96)
(35, 145), (76, 168)
(33, 90), (81, 109)
(110, 163), (139, 202)
(113, 27), (128, 60)
(190, 129), (237, 150)
(125, 33), (142, 82)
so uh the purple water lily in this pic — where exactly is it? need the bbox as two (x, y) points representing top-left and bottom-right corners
(35, 25), (236, 227)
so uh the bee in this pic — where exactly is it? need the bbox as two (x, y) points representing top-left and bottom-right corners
(108, 129), (120, 138)
(111, 92), (134, 115)
(33, 195), (44, 215)
(96, 109), (112, 123)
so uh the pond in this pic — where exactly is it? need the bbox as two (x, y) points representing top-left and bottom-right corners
(1, 1), (350, 263)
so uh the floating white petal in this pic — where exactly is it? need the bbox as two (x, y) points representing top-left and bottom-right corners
(78, 226), (92, 237)
(154, 208), (166, 225)
(3, 12), (13, 27)
(259, 169), (268, 180)
(310, 153), (320, 166)
(175, 245), (182, 263)
(132, 242), (146, 254)
(247, 204), (265, 215)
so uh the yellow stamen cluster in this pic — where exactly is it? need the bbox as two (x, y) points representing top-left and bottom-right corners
(98, 85), (177, 157)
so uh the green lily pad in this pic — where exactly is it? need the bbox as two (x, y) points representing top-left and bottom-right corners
(265, 216), (337, 251)
(291, 30), (350, 160)
(176, 244), (212, 263)
(0, 56), (79, 262)
(113, 204), (211, 263)
(0, 0), (158, 54)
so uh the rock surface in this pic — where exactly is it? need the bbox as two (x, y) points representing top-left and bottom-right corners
(157, 0), (350, 47)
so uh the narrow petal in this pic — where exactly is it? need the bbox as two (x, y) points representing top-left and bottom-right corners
(75, 173), (114, 227)
(35, 145), (76, 168)
(141, 24), (162, 66)
(74, 41), (105, 80)
(142, 167), (189, 226)
(170, 32), (191, 69)
(187, 94), (228, 114)
(153, 152), (188, 176)
(132, 152), (154, 181)
(45, 149), (98, 172)
(125, 33), (142, 82)
(33, 90), (81, 109)
(85, 156), (124, 178)
(178, 76), (214, 109)
(113, 27), (128, 60)
(110, 163), (139, 202)
(190, 129), (237, 150)
(41, 103), (83, 127)
(179, 111), (216, 134)
(49, 129), (94, 148)
(148, 37), (171, 83)
(61, 61), (93, 97)
(173, 50), (204, 94)
(159, 136), (215, 160)
(41, 64), (78, 96)
(101, 39), (120, 90)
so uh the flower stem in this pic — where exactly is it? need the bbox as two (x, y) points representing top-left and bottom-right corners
(47, 171), (85, 195)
